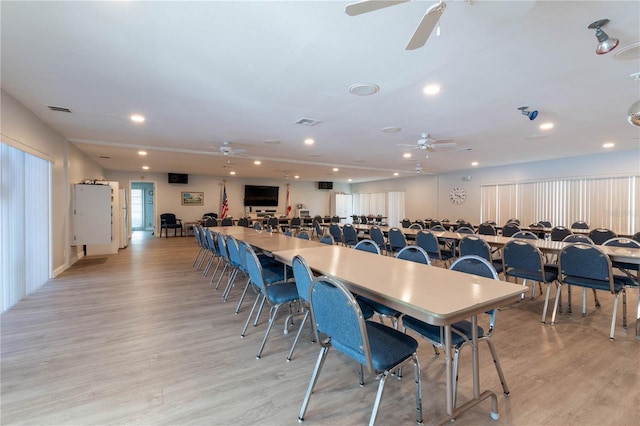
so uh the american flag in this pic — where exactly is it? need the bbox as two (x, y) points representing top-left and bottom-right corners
(286, 185), (291, 217)
(221, 184), (229, 219)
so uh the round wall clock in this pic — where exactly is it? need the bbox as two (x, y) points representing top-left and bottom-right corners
(449, 187), (466, 204)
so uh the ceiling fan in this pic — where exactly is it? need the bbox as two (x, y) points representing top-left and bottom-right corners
(345, 0), (447, 50)
(398, 133), (457, 152)
(214, 141), (247, 156)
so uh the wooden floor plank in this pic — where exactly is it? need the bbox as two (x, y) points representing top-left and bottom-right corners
(2, 232), (639, 425)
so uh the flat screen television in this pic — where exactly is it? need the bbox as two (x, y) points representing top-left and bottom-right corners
(243, 185), (279, 206)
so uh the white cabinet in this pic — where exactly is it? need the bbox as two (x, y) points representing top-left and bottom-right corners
(73, 182), (121, 255)
(330, 193), (353, 223)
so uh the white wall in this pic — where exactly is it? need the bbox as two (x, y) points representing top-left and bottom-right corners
(105, 170), (351, 234)
(352, 150), (640, 225)
(1, 89), (105, 275)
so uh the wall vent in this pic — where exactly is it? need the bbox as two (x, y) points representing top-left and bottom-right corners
(295, 117), (322, 126)
(48, 105), (72, 113)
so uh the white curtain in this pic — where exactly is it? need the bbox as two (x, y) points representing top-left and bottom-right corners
(1, 143), (51, 312)
(387, 191), (405, 228)
(481, 175), (638, 233)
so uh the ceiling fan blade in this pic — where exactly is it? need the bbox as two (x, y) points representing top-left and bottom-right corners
(231, 148), (247, 155)
(345, 0), (409, 16)
(432, 141), (456, 148)
(405, 1), (446, 50)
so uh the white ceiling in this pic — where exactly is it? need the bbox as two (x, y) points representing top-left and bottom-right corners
(2, 1), (639, 183)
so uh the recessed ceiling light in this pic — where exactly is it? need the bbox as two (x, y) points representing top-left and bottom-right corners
(403, 152), (412, 158)
(294, 175), (299, 179)
(304, 138), (314, 145)
(230, 171), (236, 175)
(254, 160), (261, 165)
(349, 83), (380, 96)
(394, 172), (399, 176)
(381, 127), (401, 133)
(539, 122), (554, 130)
(138, 150), (147, 156)
(471, 162), (479, 166)
(603, 142), (615, 148)
(130, 114), (145, 123)
(332, 167), (339, 172)
(142, 166), (149, 170)
(423, 84), (441, 96)
(348, 179), (353, 182)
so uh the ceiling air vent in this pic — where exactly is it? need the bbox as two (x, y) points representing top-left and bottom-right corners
(295, 117), (322, 126)
(48, 105), (72, 113)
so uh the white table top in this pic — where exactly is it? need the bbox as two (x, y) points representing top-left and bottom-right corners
(273, 245), (525, 326)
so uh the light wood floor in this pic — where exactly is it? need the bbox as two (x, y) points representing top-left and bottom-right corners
(2, 232), (639, 426)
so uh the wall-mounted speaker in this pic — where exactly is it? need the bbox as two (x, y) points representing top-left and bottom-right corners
(318, 181), (333, 190)
(168, 173), (189, 184)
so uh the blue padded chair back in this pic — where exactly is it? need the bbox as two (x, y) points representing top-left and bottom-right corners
(309, 276), (371, 371)
(429, 220), (441, 228)
(369, 226), (386, 251)
(538, 220), (552, 228)
(216, 233), (229, 261)
(512, 231), (538, 240)
(551, 226), (572, 241)
(477, 223), (497, 236)
(292, 255), (314, 303)
(559, 243), (614, 292)
(203, 217), (218, 227)
(416, 230), (439, 256)
(456, 226), (475, 234)
(408, 223), (423, 230)
(199, 227), (210, 250)
(342, 224), (358, 246)
(587, 228), (617, 245)
(283, 231), (293, 237)
(297, 231), (310, 240)
(252, 221), (263, 230)
(354, 239), (381, 255)
(562, 234), (594, 244)
(396, 245), (431, 265)
(401, 218), (412, 228)
(501, 223), (521, 237)
(506, 218), (520, 226)
(603, 237), (640, 272)
(331, 216), (340, 224)
(387, 227), (407, 251)
(243, 243), (267, 293)
(237, 217), (249, 227)
(313, 220), (323, 238)
(633, 232), (640, 243)
(193, 224), (202, 245)
(503, 240), (543, 273)
(430, 225), (446, 232)
(459, 235), (493, 263)
(571, 221), (589, 230)
(290, 217), (301, 227)
(320, 234), (334, 245)
(450, 255), (499, 280)
(221, 218), (233, 226)
(226, 236), (243, 270)
(267, 217), (279, 228)
(160, 213), (178, 225)
(205, 229), (217, 254)
(328, 223), (343, 243)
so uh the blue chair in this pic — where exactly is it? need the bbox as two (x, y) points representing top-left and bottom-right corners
(588, 228), (617, 245)
(160, 213), (182, 237)
(213, 233), (231, 289)
(369, 226), (388, 255)
(396, 245), (431, 265)
(551, 226), (572, 242)
(458, 235), (504, 274)
(387, 227), (407, 256)
(416, 230), (453, 267)
(252, 221), (263, 230)
(456, 226), (475, 235)
(570, 220), (589, 230)
(286, 255), (317, 362)
(511, 230), (539, 240)
(313, 220), (324, 239)
(354, 239), (381, 254)
(329, 223), (343, 245)
(320, 234), (334, 245)
(237, 217), (250, 227)
(202, 216), (217, 227)
(192, 224), (206, 268)
(502, 239), (559, 322)
(240, 243), (299, 359)
(283, 230), (293, 237)
(561, 234), (600, 312)
(221, 236), (246, 301)
(221, 217), (233, 226)
(402, 255), (509, 408)
(501, 223), (521, 237)
(296, 231), (310, 240)
(477, 222), (497, 236)
(342, 223), (359, 247)
(401, 218), (412, 228)
(553, 243), (633, 340)
(299, 276), (423, 425)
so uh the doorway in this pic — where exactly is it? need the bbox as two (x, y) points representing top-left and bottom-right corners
(130, 181), (155, 233)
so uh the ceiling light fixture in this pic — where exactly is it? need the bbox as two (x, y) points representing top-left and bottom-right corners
(142, 166), (149, 170)
(393, 172), (399, 176)
(381, 127), (401, 133)
(471, 162), (478, 167)
(423, 84), (441, 95)
(349, 83), (380, 96)
(230, 171), (236, 175)
(294, 175), (299, 179)
(138, 150), (147, 156)
(332, 167), (339, 172)
(539, 122), (554, 130)
(304, 138), (314, 145)
(254, 160), (261, 165)
(130, 114), (145, 123)
(588, 19), (619, 55)
(348, 179), (353, 182)
(603, 142), (615, 148)
(628, 100), (640, 127)
(403, 152), (412, 158)
(517, 106), (538, 121)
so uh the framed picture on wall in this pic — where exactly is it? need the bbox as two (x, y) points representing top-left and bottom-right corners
(181, 191), (204, 206)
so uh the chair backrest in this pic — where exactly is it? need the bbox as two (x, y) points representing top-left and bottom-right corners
(203, 217), (218, 227)
(570, 220), (589, 230)
(203, 228), (214, 252)
(501, 223), (521, 237)
(457, 221), (474, 230)
(430, 225), (446, 232)
(456, 226), (475, 234)
(429, 219), (441, 228)
(221, 217), (233, 226)
(511, 230), (538, 240)
(450, 255), (499, 280)
(237, 217), (249, 227)
(290, 217), (301, 227)
(369, 226), (386, 252)
(558, 243), (615, 293)
(505, 218), (520, 226)
(342, 224), (358, 246)
(633, 231), (640, 243)
(328, 223), (343, 243)
(331, 215), (340, 224)
(193, 224), (202, 246)
(396, 245), (431, 265)
(477, 222), (497, 236)
(320, 234), (335, 245)
(203, 212), (218, 219)
(225, 235), (243, 270)
(283, 230), (293, 237)
(459, 235), (493, 263)
(387, 227), (407, 251)
(401, 218), (412, 228)
(313, 220), (323, 238)
(216, 232), (229, 261)
(503, 239), (544, 275)
(408, 223), (423, 230)
(603, 237), (640, 249)
(160, 213), (177, 225)
(551, 226), (572, 241)
(267, 217), (279, 228)
(354, 239), (381, 255)
(297, 231), (310, 240)
(538, 220), (552, 228)
(242, 243), (269, 296)
(587, 228), (617, 245)
(309, 276), (374, 375)
(360, 215), (368, 225)
(562, 234), (594, 244)
(252, 221), (263, 230)
(292, 255), (314, 303)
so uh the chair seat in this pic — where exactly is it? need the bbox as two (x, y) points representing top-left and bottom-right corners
(508, 264), (558, 282)
(266, 282), (299, 304)
(262, 265), (286, 285)
(562, 275), (626, 293)
(357, 296), (400, 318)
(332, 321), (418, 372)
(403, 315), (486, 347)
(491, 259), (505, 273)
